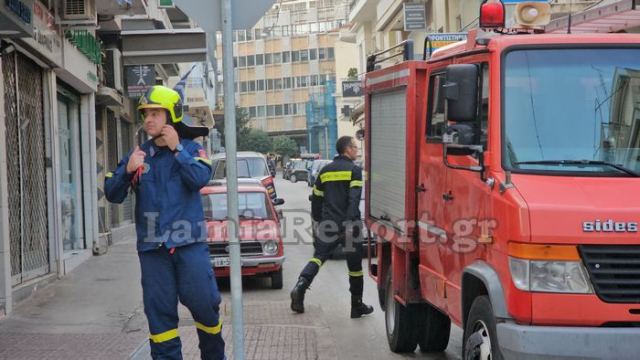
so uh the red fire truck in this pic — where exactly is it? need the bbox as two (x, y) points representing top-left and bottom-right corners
(365, 1), (640, 359)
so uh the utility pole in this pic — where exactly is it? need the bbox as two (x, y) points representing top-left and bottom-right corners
(221, 0), (245, 359)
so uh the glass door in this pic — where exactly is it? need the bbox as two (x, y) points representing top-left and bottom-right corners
(57, 91), (85, 252)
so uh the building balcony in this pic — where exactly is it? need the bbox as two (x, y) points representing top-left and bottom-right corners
(96, 0), (147, 16)
(349, 0), (377, 24)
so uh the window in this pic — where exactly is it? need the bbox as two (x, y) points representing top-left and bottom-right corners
(319, 48), (326, 60)
(265, 53), (273, 65)
(300, 50), (309, 62)
(267, 79), (274, 90)
(238, 30), (246, 42)
(257, 106), (266, 117)
(272, 52), (282, 64)
(233, 57), (238, 68)
(284, 103), (291, 115)
(292, 51), (300, 62)
(298, 102), (306, 115)
(249, 80), (256, 92)
(257, 79), (265, 91)
(284, 77), (293, 89)
(267, 105), (275, 117)
(249, 107), (257, 118)
(247, 55), (255, 67)
(310, 23), (319, 32)
(282, 51), (291, 63)
(427, 73), (446, 140)
(310, 75), (318, 86)
(310, 49), (317, 60)
(274, 78), (283, 90)
(328, 48), (335, 59)
(319, 74), (328, 85)
(240, 81), (248, 93)
(239, 56), (247, 67)
(480, 64), (489, 149)
(275, 104), (283, 116)
(254, 28), (262, 39)
(297, 76), (308, 88)
(256, 54), (264, 65)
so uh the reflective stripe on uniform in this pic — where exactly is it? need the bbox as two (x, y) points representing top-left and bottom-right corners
(310, 257), (323, 267)
(320, 170), (352, 183)
(195, 157), (212, 166)
(350, 180), (363, 188)
(195, 320), (222, 335)
(149, 328), (179, 343)
(348, 270), (364, 277)
(312, 185), (324, 197)
(105, 172), (113, 178)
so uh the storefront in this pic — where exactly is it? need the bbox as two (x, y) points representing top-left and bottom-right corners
(57, 84), (85, 253)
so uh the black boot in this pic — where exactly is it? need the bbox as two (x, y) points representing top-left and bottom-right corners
(351, 296), (374, 318)
(290, 277), (310, 313)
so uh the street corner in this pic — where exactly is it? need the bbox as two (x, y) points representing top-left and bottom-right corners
(131, 301), (337, 360)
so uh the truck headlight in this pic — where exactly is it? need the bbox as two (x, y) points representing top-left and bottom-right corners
(509, 257), (593, 294)
(262, 240), (278, 256)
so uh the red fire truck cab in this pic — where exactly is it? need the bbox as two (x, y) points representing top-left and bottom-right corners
(365, 2), (640, 359)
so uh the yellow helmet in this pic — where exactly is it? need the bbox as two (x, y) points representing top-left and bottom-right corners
(137, 85), (183, 123)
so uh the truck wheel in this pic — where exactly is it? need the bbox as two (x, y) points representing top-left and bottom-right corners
(385, 272), (420, 353)
(418, 303), (451, 352)
(289, 174), (297, 183)
(270, 268), (283, 290)
(463, 295), (502, 360)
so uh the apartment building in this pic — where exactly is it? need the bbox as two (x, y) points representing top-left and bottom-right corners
(217, 0), (350, 151)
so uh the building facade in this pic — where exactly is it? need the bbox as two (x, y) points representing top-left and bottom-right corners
(0, 0), (213, 317)
(217, 0), (350, 152)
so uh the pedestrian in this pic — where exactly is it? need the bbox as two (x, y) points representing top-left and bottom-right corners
(105, 85), (225, 360)
(290, 136), (374, 318)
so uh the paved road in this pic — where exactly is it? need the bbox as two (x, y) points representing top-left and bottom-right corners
(260, 176), (463, 360)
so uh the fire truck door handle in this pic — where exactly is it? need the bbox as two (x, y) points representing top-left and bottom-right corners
(417, 184), (427, 193)
(442, 191), (454, 202)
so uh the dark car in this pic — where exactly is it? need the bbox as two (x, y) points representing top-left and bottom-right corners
(307, 159), (331, 187)
(284, 159), (310, 183)
(210, 151), (278, 202)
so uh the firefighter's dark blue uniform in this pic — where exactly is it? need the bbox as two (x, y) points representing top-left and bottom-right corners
(105, 138), (225, 360)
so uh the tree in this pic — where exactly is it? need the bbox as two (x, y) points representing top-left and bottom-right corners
(272, 135), (298, 158)
(238, 129), (272, 154)
(347, 67), (358, 80)
(215, 107), (252, 147)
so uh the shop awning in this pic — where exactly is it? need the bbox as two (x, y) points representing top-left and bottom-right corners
(121, 29), (207, 65)
(546, 0), (640, 34)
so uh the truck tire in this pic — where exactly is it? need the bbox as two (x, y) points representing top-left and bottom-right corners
(270, 268), (283, 290)
(463, 295), (503, 360)
(418, 303), (451, 352)
(290, 174), (297, 183)
(385, 272), (420, 353)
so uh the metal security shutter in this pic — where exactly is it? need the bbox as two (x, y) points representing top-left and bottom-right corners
(3, 51), (49, 285)
(369, 89), (407, 229)
(120, 120), (133, 222)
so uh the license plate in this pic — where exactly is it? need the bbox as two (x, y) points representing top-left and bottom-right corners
(212, 257), (230, 267)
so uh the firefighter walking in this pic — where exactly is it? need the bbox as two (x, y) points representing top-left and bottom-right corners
(105, 86), (225, 360)
(291, 136), (374, 318)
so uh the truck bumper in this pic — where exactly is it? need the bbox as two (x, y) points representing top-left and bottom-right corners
(497, 322), (640, 360)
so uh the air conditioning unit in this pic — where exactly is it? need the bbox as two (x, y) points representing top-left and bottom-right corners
(63, 0), (96, 20)
(104, 48), (123, 92)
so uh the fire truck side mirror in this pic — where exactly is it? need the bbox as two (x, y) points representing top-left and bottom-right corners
(444, 64), (479, 123)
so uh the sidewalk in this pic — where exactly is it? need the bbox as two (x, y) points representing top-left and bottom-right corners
(0, 228), (336, 360)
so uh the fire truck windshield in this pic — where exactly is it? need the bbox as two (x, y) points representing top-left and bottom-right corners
(503, 48), (640, 176)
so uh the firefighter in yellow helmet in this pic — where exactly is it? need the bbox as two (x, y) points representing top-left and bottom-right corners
(105, 85), (225, 359)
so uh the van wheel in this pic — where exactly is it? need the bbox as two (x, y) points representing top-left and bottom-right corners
(385, 272), (420, 353)
(463, 295), (502, 360)
(418, 303), (451, 352)
(270, 268), (283, 290)
(289, 174), (297, 183)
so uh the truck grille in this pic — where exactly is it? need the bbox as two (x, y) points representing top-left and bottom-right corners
(579, 245), (640, 303)
(208, 241), (263, 257)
